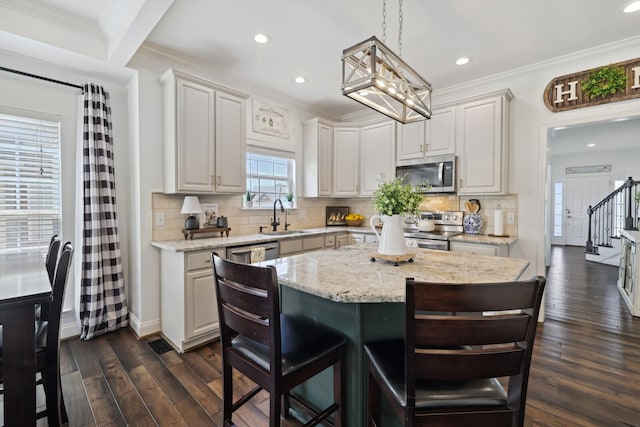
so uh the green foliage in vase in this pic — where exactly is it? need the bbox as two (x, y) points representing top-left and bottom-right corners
(581, 66), (627, 99)
(285, 192), (294, 202)
(372, 176), (426, 216)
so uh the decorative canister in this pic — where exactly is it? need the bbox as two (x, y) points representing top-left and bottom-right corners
(463, 213), (483, 234)
(463, 199), (483, 234)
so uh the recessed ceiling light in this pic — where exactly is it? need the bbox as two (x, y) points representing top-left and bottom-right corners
(254, 33), (270, 44)
(294, 76), (306, 84)
(455, 57), (471, 65)
(587, 143), (596, 147)
(623, 1), (640, 13)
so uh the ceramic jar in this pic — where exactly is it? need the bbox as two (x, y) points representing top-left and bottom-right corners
(463, 213), (483, 234)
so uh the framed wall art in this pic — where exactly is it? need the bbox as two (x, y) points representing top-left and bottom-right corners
(200, 203), (219, 228)
(252, 99), (290, 139)
(326, 206), (349, 226)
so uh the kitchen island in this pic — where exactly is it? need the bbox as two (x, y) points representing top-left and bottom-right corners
(259, 242), (529, 427)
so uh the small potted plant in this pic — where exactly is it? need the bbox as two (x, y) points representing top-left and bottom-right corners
(243, 191), (255, 208)
(283, 192), (294, 208)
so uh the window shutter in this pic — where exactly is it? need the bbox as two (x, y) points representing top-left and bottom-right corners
(0, 113), (62, 254)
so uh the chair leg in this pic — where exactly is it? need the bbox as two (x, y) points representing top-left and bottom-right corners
(222, 361), (234, 426)
(44, 365), (62, 427)
(367, 370), (380, 427)
(270, 393), (281, 427)
(333, 355), (343, 427)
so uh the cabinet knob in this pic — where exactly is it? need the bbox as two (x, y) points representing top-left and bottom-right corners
(217, 175), (221, 185)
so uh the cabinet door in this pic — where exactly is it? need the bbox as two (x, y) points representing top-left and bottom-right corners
(457, 96), (506, 194)
(336, 234), (350, 247)
(426, 107), (455, 155)
(318, 124), (333, 196)
(360, 121), (395, 196)
(333, 127), (359, 196)
(215, 91), (246, 193)
(176, 78), (216, 192)
(185, 268), (219, 340)
(396, 121), (426, 161)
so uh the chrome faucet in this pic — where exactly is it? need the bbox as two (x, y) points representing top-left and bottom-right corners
(271, 199), (284, 231)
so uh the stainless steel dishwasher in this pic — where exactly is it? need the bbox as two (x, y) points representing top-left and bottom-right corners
(225, 241), (279, 263)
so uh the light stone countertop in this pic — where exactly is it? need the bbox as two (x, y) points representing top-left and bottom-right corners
(259, 242), (529, 303)
(151, 227), (359, 252)
(151, 226), (517, 252)
(621, 229), (640, 243)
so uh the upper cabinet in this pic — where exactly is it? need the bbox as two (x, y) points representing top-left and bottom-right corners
(333, 126), (360, 196)
(456, 90), (512, 195)
(360, 121), (395, 196)
(161, 69), (247, 194)
(396, 106), (455, 165)
(302, 118), (333, 197)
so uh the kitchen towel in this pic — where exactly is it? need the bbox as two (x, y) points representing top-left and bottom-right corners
(250, 247), (266, 263)
(494, 205), (504, 236)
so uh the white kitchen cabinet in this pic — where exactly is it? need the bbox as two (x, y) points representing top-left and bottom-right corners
(333, 126), (360, 196)
(160, 248), (221, 352)
(302, 118), (333, 197)
(161, 69), (247, 194)
(450, 241), (509, 257)
(396, 107), (455, 164)
(618, 230), (640, 317)
(336, 234), (350, 247)
(456, 90), (512, 195)
(360, 121), (395, 196)
(280, 236), (327, 256)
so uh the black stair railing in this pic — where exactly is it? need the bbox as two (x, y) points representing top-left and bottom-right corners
(586, 177), (639, 254)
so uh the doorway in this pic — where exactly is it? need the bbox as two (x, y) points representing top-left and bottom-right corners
(564, 175), (610, 246)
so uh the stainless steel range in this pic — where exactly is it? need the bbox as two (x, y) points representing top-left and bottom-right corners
(403, 211), (464, 251)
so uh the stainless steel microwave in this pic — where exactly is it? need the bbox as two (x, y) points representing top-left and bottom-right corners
(395, 155), (456, 193)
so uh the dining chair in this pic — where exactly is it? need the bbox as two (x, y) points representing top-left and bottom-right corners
(211, 252), (347, 427)
(38, 234), (62, 321)
(365, 276), (546, 427)
(0, 242), (74, 427)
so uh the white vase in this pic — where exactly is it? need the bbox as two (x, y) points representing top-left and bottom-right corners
(243, 200), (253, 208)
(370, 214), (408, 255)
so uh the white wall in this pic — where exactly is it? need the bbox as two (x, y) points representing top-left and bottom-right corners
(0, 52), (131, 338)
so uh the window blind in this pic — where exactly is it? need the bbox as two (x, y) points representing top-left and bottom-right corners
(0, 112), (61, 254)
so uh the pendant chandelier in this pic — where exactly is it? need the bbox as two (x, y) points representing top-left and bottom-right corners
(341, 0), (432, 124)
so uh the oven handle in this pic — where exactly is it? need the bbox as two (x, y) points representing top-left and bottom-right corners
(416, 240), (449, 251)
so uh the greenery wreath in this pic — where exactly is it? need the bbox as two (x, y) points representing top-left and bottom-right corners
(581, 66), (627, 99)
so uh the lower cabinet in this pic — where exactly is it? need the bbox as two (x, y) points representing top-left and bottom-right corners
(336, 234), (350, 248)
(350, 233), (379, 245)
(160, 248), (221, 352)
(280, 235), (331, 256)
(450, 241), (508, 257)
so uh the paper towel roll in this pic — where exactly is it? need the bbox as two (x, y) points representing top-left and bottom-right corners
(494, 206), (504, 236)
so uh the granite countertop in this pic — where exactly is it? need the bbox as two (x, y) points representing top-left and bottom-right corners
(621, 229), (640, 243)
(152, 227), (363, 252)
(259, 242), (529, 303)
(449, 233), (518, 246)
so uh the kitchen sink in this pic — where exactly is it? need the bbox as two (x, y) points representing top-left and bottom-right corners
(262, 230), (312, 236)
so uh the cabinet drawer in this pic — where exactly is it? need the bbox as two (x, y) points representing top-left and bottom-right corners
(325, 235), (336, 247)
(303, 236), (324, 251)
(280, 239), (303, 255)
(186, 249), (215, 271)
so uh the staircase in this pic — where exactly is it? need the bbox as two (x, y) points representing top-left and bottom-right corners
(585, 176), (638, 264)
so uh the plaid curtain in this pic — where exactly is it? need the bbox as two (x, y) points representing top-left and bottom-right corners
(79, 83), (128, 340)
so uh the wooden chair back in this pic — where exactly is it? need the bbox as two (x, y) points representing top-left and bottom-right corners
(406, 276), (546, 426)
(45, 235), (62, 285)
(212, 252), (282, 386)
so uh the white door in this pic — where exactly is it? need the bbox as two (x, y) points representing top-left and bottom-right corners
(565, 175), (610, 246)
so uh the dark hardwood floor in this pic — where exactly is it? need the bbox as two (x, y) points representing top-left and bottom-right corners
(52, 245), (639, 426)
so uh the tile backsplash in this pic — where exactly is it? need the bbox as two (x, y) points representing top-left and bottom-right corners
(151, 192), (517, 241)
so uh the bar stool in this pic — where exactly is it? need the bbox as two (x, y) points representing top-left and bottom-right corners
(211, 252), (347, 427)
(365, 276), (545, 427)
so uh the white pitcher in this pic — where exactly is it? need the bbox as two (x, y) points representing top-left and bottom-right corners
(370, 214), (408, 255)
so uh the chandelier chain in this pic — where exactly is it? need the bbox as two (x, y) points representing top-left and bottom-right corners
(382, 0), (387, 43)
(398, 0), (403, 56)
